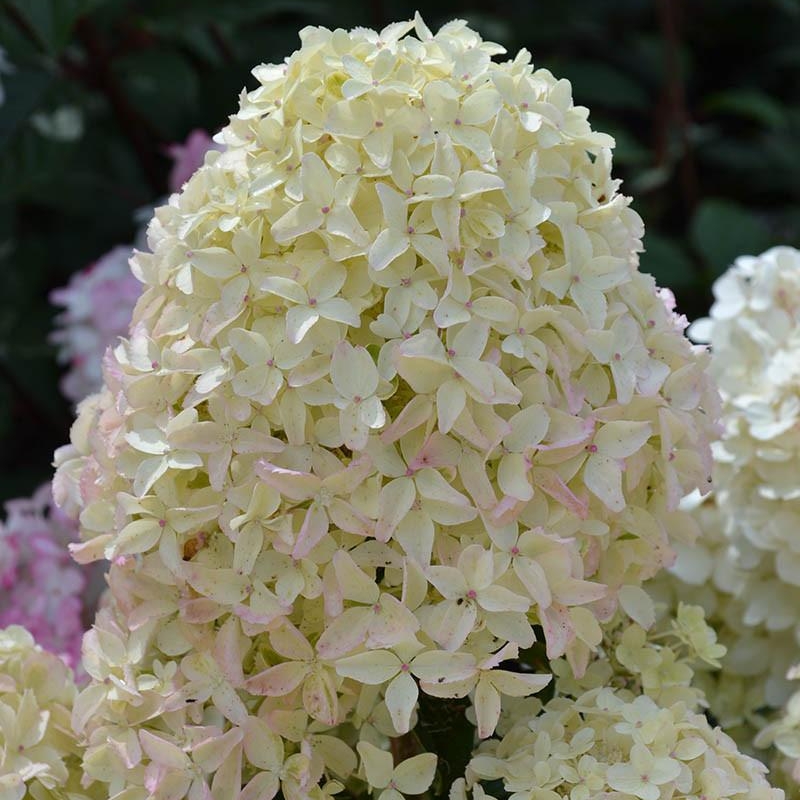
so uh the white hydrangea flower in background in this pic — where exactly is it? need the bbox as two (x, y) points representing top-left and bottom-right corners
(52, 15), (721, 800)
(652, 246), (800, 794)
(0, 626), (96, 800)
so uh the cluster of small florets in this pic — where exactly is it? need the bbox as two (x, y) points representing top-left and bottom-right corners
(52, 16), (720, 799)
(647, 247), (800, 791)
(457, 667), (781, 800)
(0, 485), (92, 668)
(50, 246), (142, 402)
(0, 626), (94, 800)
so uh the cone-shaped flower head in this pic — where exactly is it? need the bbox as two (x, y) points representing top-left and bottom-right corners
(54, 16), (718, 799)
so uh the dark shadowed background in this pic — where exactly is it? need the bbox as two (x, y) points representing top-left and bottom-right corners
(1, 0), (799, 504)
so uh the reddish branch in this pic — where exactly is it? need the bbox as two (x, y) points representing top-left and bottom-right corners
(656, 0), (700, 213)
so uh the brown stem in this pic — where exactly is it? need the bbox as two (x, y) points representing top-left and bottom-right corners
(69, 18), (164, 195)
(2, 1), (46, 51)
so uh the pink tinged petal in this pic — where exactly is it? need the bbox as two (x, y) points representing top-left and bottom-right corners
(534, 467), (588, 519)
(540, 602), (575, 658)
(195, 728), (245, 773)
(393, 753), (438, 795)
(315, 608), (371, 659)
(214, 616), (246, 684)
(292, 504), (329, 559)
(245, 661), (311, 696)
(335, 650), (401, 684)
(384, 670), (418, 734)
(436, 380), (466, 433)
(303, 668), (338, 726)
(583, 452), (625, 512)
(474, 679), (501, 739)
(375, 477), (416, 542)
(381, 395), (433, 443)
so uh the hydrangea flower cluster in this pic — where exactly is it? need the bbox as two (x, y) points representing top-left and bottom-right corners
(0, 485), (92, 669)
(0, 626), (94, 800)
(650, 246), (800, 792)
(458, 663), (781, 800)
(49, 15), (726, 800)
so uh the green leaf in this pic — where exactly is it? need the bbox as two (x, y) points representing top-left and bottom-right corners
(705, 89), (787, 129)
(690, 199), (773, 277)
(640, 232), (698, 290)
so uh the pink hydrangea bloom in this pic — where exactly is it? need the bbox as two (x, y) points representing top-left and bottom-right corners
(166, 129), (222, 193)
(50, 245), (141, 402)
(0, 483), (96, 669)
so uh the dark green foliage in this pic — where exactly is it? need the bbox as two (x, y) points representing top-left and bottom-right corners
(0, 0), (798, 509)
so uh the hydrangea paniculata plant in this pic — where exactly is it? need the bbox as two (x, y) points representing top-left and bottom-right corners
(42, 15), (743, 800)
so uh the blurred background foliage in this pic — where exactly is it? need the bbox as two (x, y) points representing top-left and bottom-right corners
(0, 0), (799, 503)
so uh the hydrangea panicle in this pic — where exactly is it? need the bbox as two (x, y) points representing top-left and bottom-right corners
(53, 15), (720, 800)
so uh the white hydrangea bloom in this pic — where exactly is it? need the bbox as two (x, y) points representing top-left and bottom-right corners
(0, 626), (96, 800)
(54, 16), (719, 799)
(652, 247), (800, 793)
(461, 653), (782, 800)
